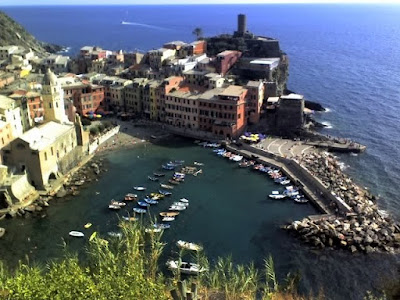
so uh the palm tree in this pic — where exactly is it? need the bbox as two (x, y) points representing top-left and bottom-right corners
(192, 27), (203, 40)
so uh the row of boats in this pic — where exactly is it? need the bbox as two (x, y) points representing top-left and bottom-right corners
(212, 148), (309, 204)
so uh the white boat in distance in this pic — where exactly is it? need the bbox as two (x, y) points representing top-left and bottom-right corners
(166, 260), (207, 275)
(169, 205), (186, 211)
(134, 186), (146, 191)
(176, 240), (203, 251)
(162, 216), (175, 222)
(268, 191), (286, 200)
(180, 198), (189, 203)
(69, 231), (85, 238)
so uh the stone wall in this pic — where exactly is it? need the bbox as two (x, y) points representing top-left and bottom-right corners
(89, 126), (120, 155)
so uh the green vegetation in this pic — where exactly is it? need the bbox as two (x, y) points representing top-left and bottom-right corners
(0, 222), (390, 300)
(192, 27), (203, 40)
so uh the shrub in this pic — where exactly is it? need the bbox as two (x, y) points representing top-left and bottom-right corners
(81, 118), (91, 126)
(89, 127), (99, 136)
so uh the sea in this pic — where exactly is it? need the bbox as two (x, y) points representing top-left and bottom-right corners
(1, 4), (400, 299)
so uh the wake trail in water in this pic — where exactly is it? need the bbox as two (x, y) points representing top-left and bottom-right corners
(121, 21), (168, 31)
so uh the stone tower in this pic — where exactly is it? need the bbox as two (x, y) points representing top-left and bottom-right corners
(42, 69), (68, 124)
(238, 14), (247, 35)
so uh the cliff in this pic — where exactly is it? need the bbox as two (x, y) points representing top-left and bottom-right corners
(0, 11), (62, 55)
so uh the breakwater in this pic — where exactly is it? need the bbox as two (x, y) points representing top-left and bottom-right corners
(224, 142), (400, 253)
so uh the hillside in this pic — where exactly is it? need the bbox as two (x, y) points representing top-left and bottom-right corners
(0, 11), (62, 55)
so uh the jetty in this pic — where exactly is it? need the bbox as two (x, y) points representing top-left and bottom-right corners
(224, 142), (400, 253)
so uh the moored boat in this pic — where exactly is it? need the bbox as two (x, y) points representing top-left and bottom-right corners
(162, 165), (175, 170)
(122, 216), (137, 222)
(172, 201), (189, 207)
(169, 205), (186, 211)
(159, 190), (172, 196)
(153, 172), (165, 177)
(169, 179), (180, 185)
(111, 200), (126, 207)
(179, 198), (189, 203)
(280, 179), (291, 185)
(148, 176), (159, 181)
(268, 191), (286, 200)
(144, 198), (158, 205)
(133, 186), (146, 191)
(160, 183), (174, 190)
(69, 231), (85, 238)
(137, 201), (150, 207)
(108, 232), (122, 238)
(176, 240), (203, 251)
(108, 204), (121, 210)
(145, 227), (162, 233)
(166, 260), (207, 275)
(194, 161), (204, 166)
(162, 216), (175, 222)
(84, 223), (92, 229)
(133, 208), (147, 214)
(293, 195), (309, 204)
(160, 211), (179, 217)
(124, 193), (137, 201)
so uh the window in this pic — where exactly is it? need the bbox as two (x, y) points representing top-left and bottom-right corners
(44, 152), (47, 161)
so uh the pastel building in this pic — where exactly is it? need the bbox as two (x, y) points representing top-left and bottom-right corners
(165, 90), (200, 129)
(215, 50), (242, 76)
(0, 95), (31, 138)
(245, 81), (264, 124)
(148, 48), (176, 69)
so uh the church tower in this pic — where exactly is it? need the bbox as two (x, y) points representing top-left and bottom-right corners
(42, 69), (68, 124)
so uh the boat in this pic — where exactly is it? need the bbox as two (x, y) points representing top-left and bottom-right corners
(137, 201), (150, 207)
(84, 223), (92, 229)
(133, 186), (146, 191)
(284, 187), (299, 197)
(133, 208), (147, 214)
(69, 231), (85, 238)
(172, 201), (189, 207)
(153, 172), (165, 177)
(160, 183), (174, 190)
(169, 179), (180, 185)
(159, 190), (172, 196)
(160, 211), (179, 217)
(174, 172), (186, 178)
(108, 232), (122, 238)
(111, 200), (126, 207)
(122, 216), (137, 222)
(176, 240), (203, 251)
(293, 195), (309, 204)
(145, 228), (162, 233)
(193, 169), (202, 176)
(280, 179), (291, 185)
(174, 160), (185, 165)
(144, 198), (159, 205)
(124, 193), (137, 201)
(148, 176), (159, 181)
(179, 198), (189, 203)
(153, 223), (171, 230)
(169, 205), (186, 211)
(229, 155), (243, 162)
(108, 204), (121, 210)
(166, 260), (207, 275)
(194, 161), (204, 166)
(162, 216), (175, 222)
(268, 191), (286, 200)
(172, 177), (184, 182)
(162, 164), (175, 170)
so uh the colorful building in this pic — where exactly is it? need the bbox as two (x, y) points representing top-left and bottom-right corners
(215, 50), (242, 76)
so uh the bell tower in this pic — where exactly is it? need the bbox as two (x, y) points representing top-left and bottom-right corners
(42, 69), (67, 123)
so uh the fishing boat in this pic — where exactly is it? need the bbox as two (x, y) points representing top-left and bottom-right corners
(160, 183), (174, 190)
(162, 216), (175, 222)
(179, 198), (189, 203)
(69, 231), (85, 238)
(169, 179), (180, 185)
(111, 200), (126, 207)
(137, 201), (150, 207)
(176, 240), (203, 251)
(133, 186), (146, 191)
(133, 208), (147, 214)
(124, 193), (137, 201)
(159, 190), (172, 196)
(153, 223), (171, 230)
(160, 211), (179, 217)
(153, 172), (165, 177)
(166, 261), (207, 275)
(148, 176), (159, 181)
(108, 204), (121, 210)
(268, 191), (286, 200)
(144, 198), (158, 205)
(169, 205), (186, 211)
(122, 216), (137, 222)
(108, 232), (122, 238)
(194, 161), (204, 166)
(84, 223), (92, 229)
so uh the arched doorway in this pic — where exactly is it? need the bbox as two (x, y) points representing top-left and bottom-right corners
(48, 172), (57, 182)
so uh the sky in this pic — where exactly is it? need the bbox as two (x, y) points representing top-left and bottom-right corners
(1, 0), (400, 5)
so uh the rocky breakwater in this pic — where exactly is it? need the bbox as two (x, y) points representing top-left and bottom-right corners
(284, 152), (400, 253)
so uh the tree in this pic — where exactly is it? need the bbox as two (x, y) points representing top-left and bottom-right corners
(192, 27), (203, 40)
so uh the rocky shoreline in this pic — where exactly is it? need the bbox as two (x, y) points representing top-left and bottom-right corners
(284, 152), (400, 253)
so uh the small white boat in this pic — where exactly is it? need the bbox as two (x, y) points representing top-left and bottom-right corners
(160, 183), (174, 190)
(111, 200), (126, 207)
(230, 155), (243, 162)
(109, 204), (121, 210)
(162, 216), (175, 222)
(134, 186), (146, 191)
(172, 201), (189, 207)
(169, 205), (186, 211)
(176, 240), (203, 251)
(194, 162), (204, 166)
(166, 260), (207, 275)
(179, 198), (189, 203)
(268, 191), (286, 199)
(160, 211), (179, 217)
(280, 179), (291, 185)
(108, 232), (122, 238)
(69, 231), (85, 238)
(122, 216), (137, 222)
(293, 196), (309, 204)
(133, 208), (147, 214)
(145, 228), (162, 233)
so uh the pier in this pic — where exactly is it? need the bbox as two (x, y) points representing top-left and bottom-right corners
(225, 143), (352, 216)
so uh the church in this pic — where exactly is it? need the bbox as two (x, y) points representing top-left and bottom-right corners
(2, 69), (89, 190)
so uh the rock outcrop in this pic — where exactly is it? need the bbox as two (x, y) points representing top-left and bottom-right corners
(0, 10), (62, 55)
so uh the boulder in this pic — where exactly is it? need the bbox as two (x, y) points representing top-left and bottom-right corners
(350, 245), (357, 253)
